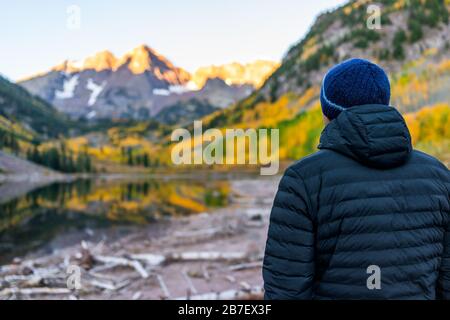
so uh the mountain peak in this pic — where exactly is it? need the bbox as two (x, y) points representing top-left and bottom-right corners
(121, 44), (177, 75)
(134, 44), (152, 52)
(83, 50), (117, 71)
(46, 45), (187, 78)
(52, 60), (82, 73)
(123, 45), (155, 74)
(51, 50), (118, 74)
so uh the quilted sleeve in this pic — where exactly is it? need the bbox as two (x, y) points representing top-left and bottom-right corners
(263, 167), (315, 299)
(437, 172), (450, 300)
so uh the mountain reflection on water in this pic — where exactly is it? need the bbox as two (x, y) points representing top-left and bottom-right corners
(0, 176), (230, 263)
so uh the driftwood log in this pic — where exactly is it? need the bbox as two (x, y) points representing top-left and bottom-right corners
(176, 286), (264, 300)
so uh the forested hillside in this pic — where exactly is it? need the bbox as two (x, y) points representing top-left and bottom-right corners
(0, 76), (95, 173)
(0, 76), (70, 139)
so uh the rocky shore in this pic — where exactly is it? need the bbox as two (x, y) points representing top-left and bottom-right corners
(0, 177), (279, 300)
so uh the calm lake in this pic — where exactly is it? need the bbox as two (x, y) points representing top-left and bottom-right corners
(0, 175), (234, 264)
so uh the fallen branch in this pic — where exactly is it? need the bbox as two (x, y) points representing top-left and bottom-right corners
(176, 286), (263, 300)
(103, 251), (250, 268)
(94, 255), (149, 279)
(156, 274), (171, 299)
(2, 267), (66, 288)
(228, 261), (262, 272)
(3, 274), (42, 285)
(89, 279), (130, 291)
(240, 281), (251, 290)
(89, 262), (119, 273)
(90, 280), (116, 291)
(0, 287), (71, 297)
(88, 271), (117, 281)
(130, 253), (165, 266)
(132, 292), (142, 300)
(181, 269), (198, 295)
(169, 251), (247, 262)
(202, 265), (210, 281)
(174, 228), (222, 238)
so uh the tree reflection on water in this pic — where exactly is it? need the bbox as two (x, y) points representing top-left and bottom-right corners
(0, 177), (230, 263)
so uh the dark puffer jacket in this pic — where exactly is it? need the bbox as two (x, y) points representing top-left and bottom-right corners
(263, 104), (450, 300)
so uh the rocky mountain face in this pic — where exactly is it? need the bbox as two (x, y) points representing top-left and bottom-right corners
(19, 45), (275, 121)
(154, 99), (219, 126)
(19, 45), (191, 120)
(191, 60), (279, 89)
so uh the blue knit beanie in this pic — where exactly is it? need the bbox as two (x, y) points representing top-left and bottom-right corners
(320, 58), (391, 120)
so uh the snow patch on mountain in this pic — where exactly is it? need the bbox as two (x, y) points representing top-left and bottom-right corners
(86, 79), (106, 106)
(153, 82), (200, 96)
(55, 75), (79, 99)
(86, 110), (97, 119)
(153, 88), (171, 96)
(169, 83), (198, 94)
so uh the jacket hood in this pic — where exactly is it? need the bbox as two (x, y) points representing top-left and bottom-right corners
(318, 104), (412, 169)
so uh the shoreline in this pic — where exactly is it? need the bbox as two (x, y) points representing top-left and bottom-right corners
(0, 177), (279, 300)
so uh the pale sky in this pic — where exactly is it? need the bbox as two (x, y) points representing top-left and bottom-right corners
(0, 0), (346, 81)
